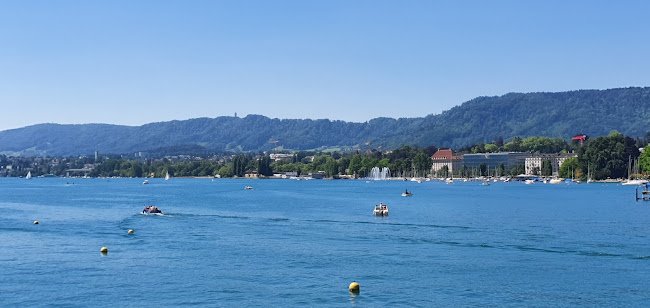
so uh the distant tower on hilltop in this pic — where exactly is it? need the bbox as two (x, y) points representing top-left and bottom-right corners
(235, 112), (238, 118)
(95, 151), (98, 161)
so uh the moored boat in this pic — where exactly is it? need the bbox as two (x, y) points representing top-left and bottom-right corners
(622, 179), (648, 186)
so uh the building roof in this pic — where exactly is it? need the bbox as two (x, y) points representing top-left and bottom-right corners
(431, 149), (461, 160)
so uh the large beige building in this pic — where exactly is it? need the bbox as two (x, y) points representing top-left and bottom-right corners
(525, 153), (577, 176)
(431, 149), (462, 176)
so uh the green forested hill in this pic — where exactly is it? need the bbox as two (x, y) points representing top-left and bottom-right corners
(2, 87), (650, 156)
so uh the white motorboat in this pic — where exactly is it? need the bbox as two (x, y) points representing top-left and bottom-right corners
(373, 203), (389, 216)
(549, 179), (562, 184)
(401, 190), (412, 197)
(142, 180), (149, 185)
(524, 179), (535, 185)
(245, 186), (253, 190)
(142, 205), (162, 215)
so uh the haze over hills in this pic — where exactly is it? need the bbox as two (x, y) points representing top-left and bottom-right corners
(2, 87), (650, 157)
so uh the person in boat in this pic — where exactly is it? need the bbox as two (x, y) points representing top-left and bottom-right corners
(405, 189), (409, 194)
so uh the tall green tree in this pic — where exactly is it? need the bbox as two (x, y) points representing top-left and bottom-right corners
(541, 160), (553, 176)
(559, 158), (579, 178)
(639, 146), (650, 174)
(579, 132), (628, 180)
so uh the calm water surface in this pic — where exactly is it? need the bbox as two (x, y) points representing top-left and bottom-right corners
(1, 178), (649, 307)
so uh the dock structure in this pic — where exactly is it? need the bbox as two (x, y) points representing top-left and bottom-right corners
(636, 184), (650, 201)
(66, 168), (92, 177)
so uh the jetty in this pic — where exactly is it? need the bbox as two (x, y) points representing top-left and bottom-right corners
(636, 184), (650, 201)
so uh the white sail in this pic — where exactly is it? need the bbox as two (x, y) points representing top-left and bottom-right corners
(26, 171), (32, 179)
(165, 171), (170, 181)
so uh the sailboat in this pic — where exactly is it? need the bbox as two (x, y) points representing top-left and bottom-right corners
(165, 171), (170, 181)
(26, 171), (32, 179)
(622, 156), (647, 186)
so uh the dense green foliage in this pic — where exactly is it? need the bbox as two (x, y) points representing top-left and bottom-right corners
(2, 87), (650, 157)
(82, 146), (440, 179)
(558, 131), (644, 180)
(640, 146), (650, 174)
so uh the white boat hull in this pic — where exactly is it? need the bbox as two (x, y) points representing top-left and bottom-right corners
(373, 209), (389, 216)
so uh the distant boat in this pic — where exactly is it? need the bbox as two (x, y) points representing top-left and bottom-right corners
(401, 190), (412, 197)
(25, 171), (32, 179)
(482, 182), (490, 186)
(165, 171), (170, 181)
(549, 179), (562, 184)
(142, 180), (149, 185)
(142, 205), (162, 215)
(245, 186), (253, 190)
(373, 203), (389, 216)
(622, 179), (648, 186)
(524, 179), (535, 185)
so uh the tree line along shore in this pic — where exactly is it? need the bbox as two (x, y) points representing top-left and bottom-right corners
(2, 132), (649, 181)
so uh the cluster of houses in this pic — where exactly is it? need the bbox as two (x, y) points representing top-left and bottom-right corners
(431, 149), (577, 177)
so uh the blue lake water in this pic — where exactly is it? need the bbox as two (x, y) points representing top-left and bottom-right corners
(1, 178), (649, 307)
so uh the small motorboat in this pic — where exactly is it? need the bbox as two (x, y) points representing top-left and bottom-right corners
(401, 190), (412, 197)
(482, 182), (490, 186)
(142, 180), (149, 185)
(142, 205), (162, 215)
(245, 186), (253, 190)
(524, 179), (535, 185)
(373, 203), (389, 216)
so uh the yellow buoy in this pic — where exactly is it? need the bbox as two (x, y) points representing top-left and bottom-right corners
(128, 229), (134, 234)
(349, 282), (360, 293)
(100, 247), (108, 253)
(33, 220), (39, 225)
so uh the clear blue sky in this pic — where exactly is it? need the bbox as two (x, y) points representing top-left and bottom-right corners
(2, 0), (649, 131)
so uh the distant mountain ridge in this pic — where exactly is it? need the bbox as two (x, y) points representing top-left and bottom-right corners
(2, 87), (650, 156)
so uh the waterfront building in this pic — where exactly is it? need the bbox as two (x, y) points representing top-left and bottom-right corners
(431, 149), (462, 175)
(461, 152), (532, 171)
(525, 153), (577, 176)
